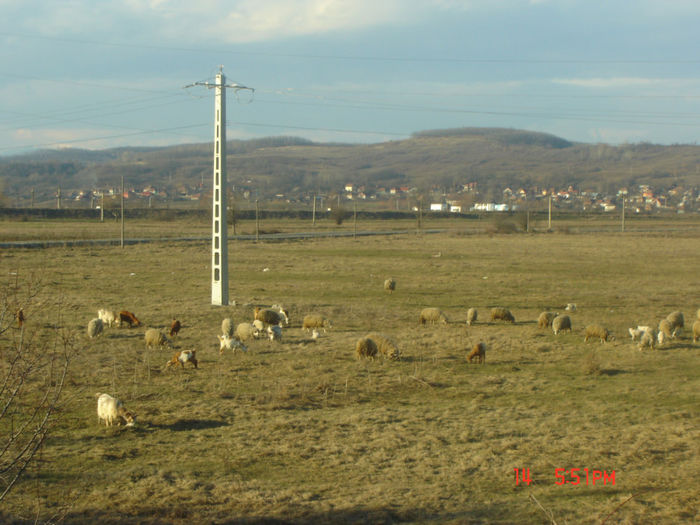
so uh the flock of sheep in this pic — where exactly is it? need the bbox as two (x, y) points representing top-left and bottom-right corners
(87, 277), (699, 428)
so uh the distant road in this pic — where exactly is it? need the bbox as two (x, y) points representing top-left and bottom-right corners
(0, 229), (446, 249)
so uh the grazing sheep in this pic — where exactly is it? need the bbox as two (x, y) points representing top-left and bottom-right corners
(267, 325), (283, 342)
(552, 315), (572, 335)
(96, 393), (135, 427)
(658, 319), (674, 341)
(384, 278), (396, 294)
(254, 307), (285, 327)
(565, 303), (577, 312)
(584, 324), (611, 343)
(466, 307), (478, 326)
(537, 311), (557, 329)
(302, 314), (333, 332)
(490, 307), (515, 323)
(270, 304), (290, 326)
(218, 334), (248, 354)
(638, 329), (656, 351)
(419, 307), (448, 325)
(367, 333), (400, 360)
(166, 350), (198, 369)
(169, 319), (181, 337)
(665, 311), (684, 337)
(355, 337), (378, 360)
(87, 318), (104, 339)
(97, 309), (117, 328)
(221, 318), (235, 338)
(657, 330), (668, 346)
(628, 327), (646, 341)
(144, 328), (169, 349)
(118, 310), (141, 328)
(467, 342), (486, 364)
(692, 320), (700, 343)
(234, 322), (260, 342)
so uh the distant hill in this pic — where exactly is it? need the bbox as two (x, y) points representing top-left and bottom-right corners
(1, 128), (698, 206)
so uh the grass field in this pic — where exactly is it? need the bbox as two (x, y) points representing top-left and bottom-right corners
(1, 218), (699, 524)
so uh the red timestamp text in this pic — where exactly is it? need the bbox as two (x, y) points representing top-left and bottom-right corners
(554, 468), (615, 486)
(514, 468), (616, 486)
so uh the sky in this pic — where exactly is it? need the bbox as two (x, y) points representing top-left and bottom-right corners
(0, 0), (698, 155)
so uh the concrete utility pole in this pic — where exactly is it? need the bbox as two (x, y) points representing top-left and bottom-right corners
(548, 194), (552, 230)
(120, 175), (125, 248)
(186, 67), (253, 306)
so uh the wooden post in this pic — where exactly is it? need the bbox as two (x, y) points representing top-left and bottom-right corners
(255, 199), (260, 242)
(100, 193), (104, 222)
(312, 194), (316, 226)
(120, 175), (125, 248)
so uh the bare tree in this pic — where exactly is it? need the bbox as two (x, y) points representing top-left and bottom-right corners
(0, 272), (76, 503)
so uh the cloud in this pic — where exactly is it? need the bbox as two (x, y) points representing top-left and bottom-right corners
(552, 77), (664, 89)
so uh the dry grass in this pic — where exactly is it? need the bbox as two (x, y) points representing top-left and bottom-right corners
(1, 222), (699, 524)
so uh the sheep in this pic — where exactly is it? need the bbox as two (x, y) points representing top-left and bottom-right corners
(565, 303), (577, 312)
(87, 318), (104, 339)
(692, 320), (700, 343)
(252, 319), (265, 332)
(367, 333), (400, 360)
(658, 319), (674, 341)
(96, 393), (135, 427)
(628, 327), (646, 341)
(218, 334), (248, 354)
(419, 307), (448, 325)
(537, 311), (557, 329)
(665, 311), (684, 337)
(303, 314), (333, 332)
(584, 324), (611, 343)
(97, 309), (117, 328)
(254, 307), (285, 327)
(467, 342), (486, 364)
(166, 350), (198, 369)
(118, 310), (141, 328)
(267, 325), (283, 342)
(355, 337), (378, 360)
(221, 318), (235, 338)
(169, 319), (181, 337)
(270, 304), (290, 326)
(144, 328), (169, 349)
(490, 307), (515, 323)
(657, 330), (668, 346)
(466, 307), (478, 326)
(234, 322), (260, 342)
(384, 278), (396, 294)
(638, 329), (656, 351)
(552, 315), (572, 335)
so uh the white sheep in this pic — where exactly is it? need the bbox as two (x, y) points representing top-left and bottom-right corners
(628, 327), (645, 341)
(565, 303), (577, 312)
(552, 315), (572, 335)
(384, 278), (396, 294)
(267, 325), (283, 342)
(97, 309), (117, 328)
(96, 393), (135, 427)
(665, 311), (684, 337)
(658, 319), (674, 341)
(537, 311), (557, 329)
(144, 328), (169, 349)
(303, 314), (333, 332)
(419, 307), (448, 325)
(234, 322), (260, 342)
(466, 307), (478, 326)
(221, 318), (235, 338)
(87, 318), (104, 339)
(657, 330), (668, 346)
(218, 334), (248, 354)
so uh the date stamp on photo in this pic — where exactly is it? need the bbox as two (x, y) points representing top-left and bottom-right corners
(514, 468), (616, 486)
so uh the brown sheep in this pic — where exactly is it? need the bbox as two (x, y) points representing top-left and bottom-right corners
(584, 324), (611, 343)
(467, 342), (486, 364)
(255, 307), (284, 327)
(118, 310), (141, 328)
(490, 307), (515, 323)
(355, 337), (378, 360)
(537, 311), (557, 329)
(169, 319), (181, 337)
